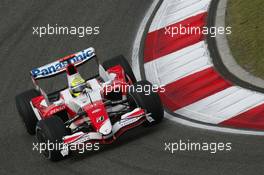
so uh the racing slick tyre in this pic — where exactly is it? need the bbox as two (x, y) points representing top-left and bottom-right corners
(36, 116), (68, 161)
(15, 89), (40, 135)
(128, 80), (164, 126)
(103, 55), (137, 83)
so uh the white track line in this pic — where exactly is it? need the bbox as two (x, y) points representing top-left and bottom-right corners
(132, 0), (160, 81)
(166, 113), (264, 136)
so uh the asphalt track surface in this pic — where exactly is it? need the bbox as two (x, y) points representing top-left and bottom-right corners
(1, 1), (264, 175)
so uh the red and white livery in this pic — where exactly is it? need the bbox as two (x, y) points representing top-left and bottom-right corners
(16, 47), (164, 161)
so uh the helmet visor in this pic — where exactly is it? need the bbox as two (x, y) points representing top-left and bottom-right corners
(71, 83), (86, 94)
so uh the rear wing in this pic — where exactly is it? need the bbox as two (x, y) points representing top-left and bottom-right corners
(30, 47), (95, 80)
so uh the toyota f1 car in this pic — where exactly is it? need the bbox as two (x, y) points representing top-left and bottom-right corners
(16, 47), (164, 161)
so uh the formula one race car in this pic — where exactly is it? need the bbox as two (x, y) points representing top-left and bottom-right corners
(16, 47), (164, 161)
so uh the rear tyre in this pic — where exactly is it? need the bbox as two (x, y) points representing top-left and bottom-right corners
(15, 89), (40, 135)
(128, 80), (164, 126)
(103, 55), (136, 83)
(36, 116), (68, 161)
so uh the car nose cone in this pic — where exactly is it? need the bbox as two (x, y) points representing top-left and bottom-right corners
(99, 119), (112, 135)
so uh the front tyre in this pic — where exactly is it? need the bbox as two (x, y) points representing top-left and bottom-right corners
(36, 116), (68, 161)
(128, 80), (164, 126)
(15, 89), (40, 135)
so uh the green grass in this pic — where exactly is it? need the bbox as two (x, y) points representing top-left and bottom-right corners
(226, 0), (264, 78)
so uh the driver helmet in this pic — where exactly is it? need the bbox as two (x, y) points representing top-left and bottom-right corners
(70, 75), (87, 97)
